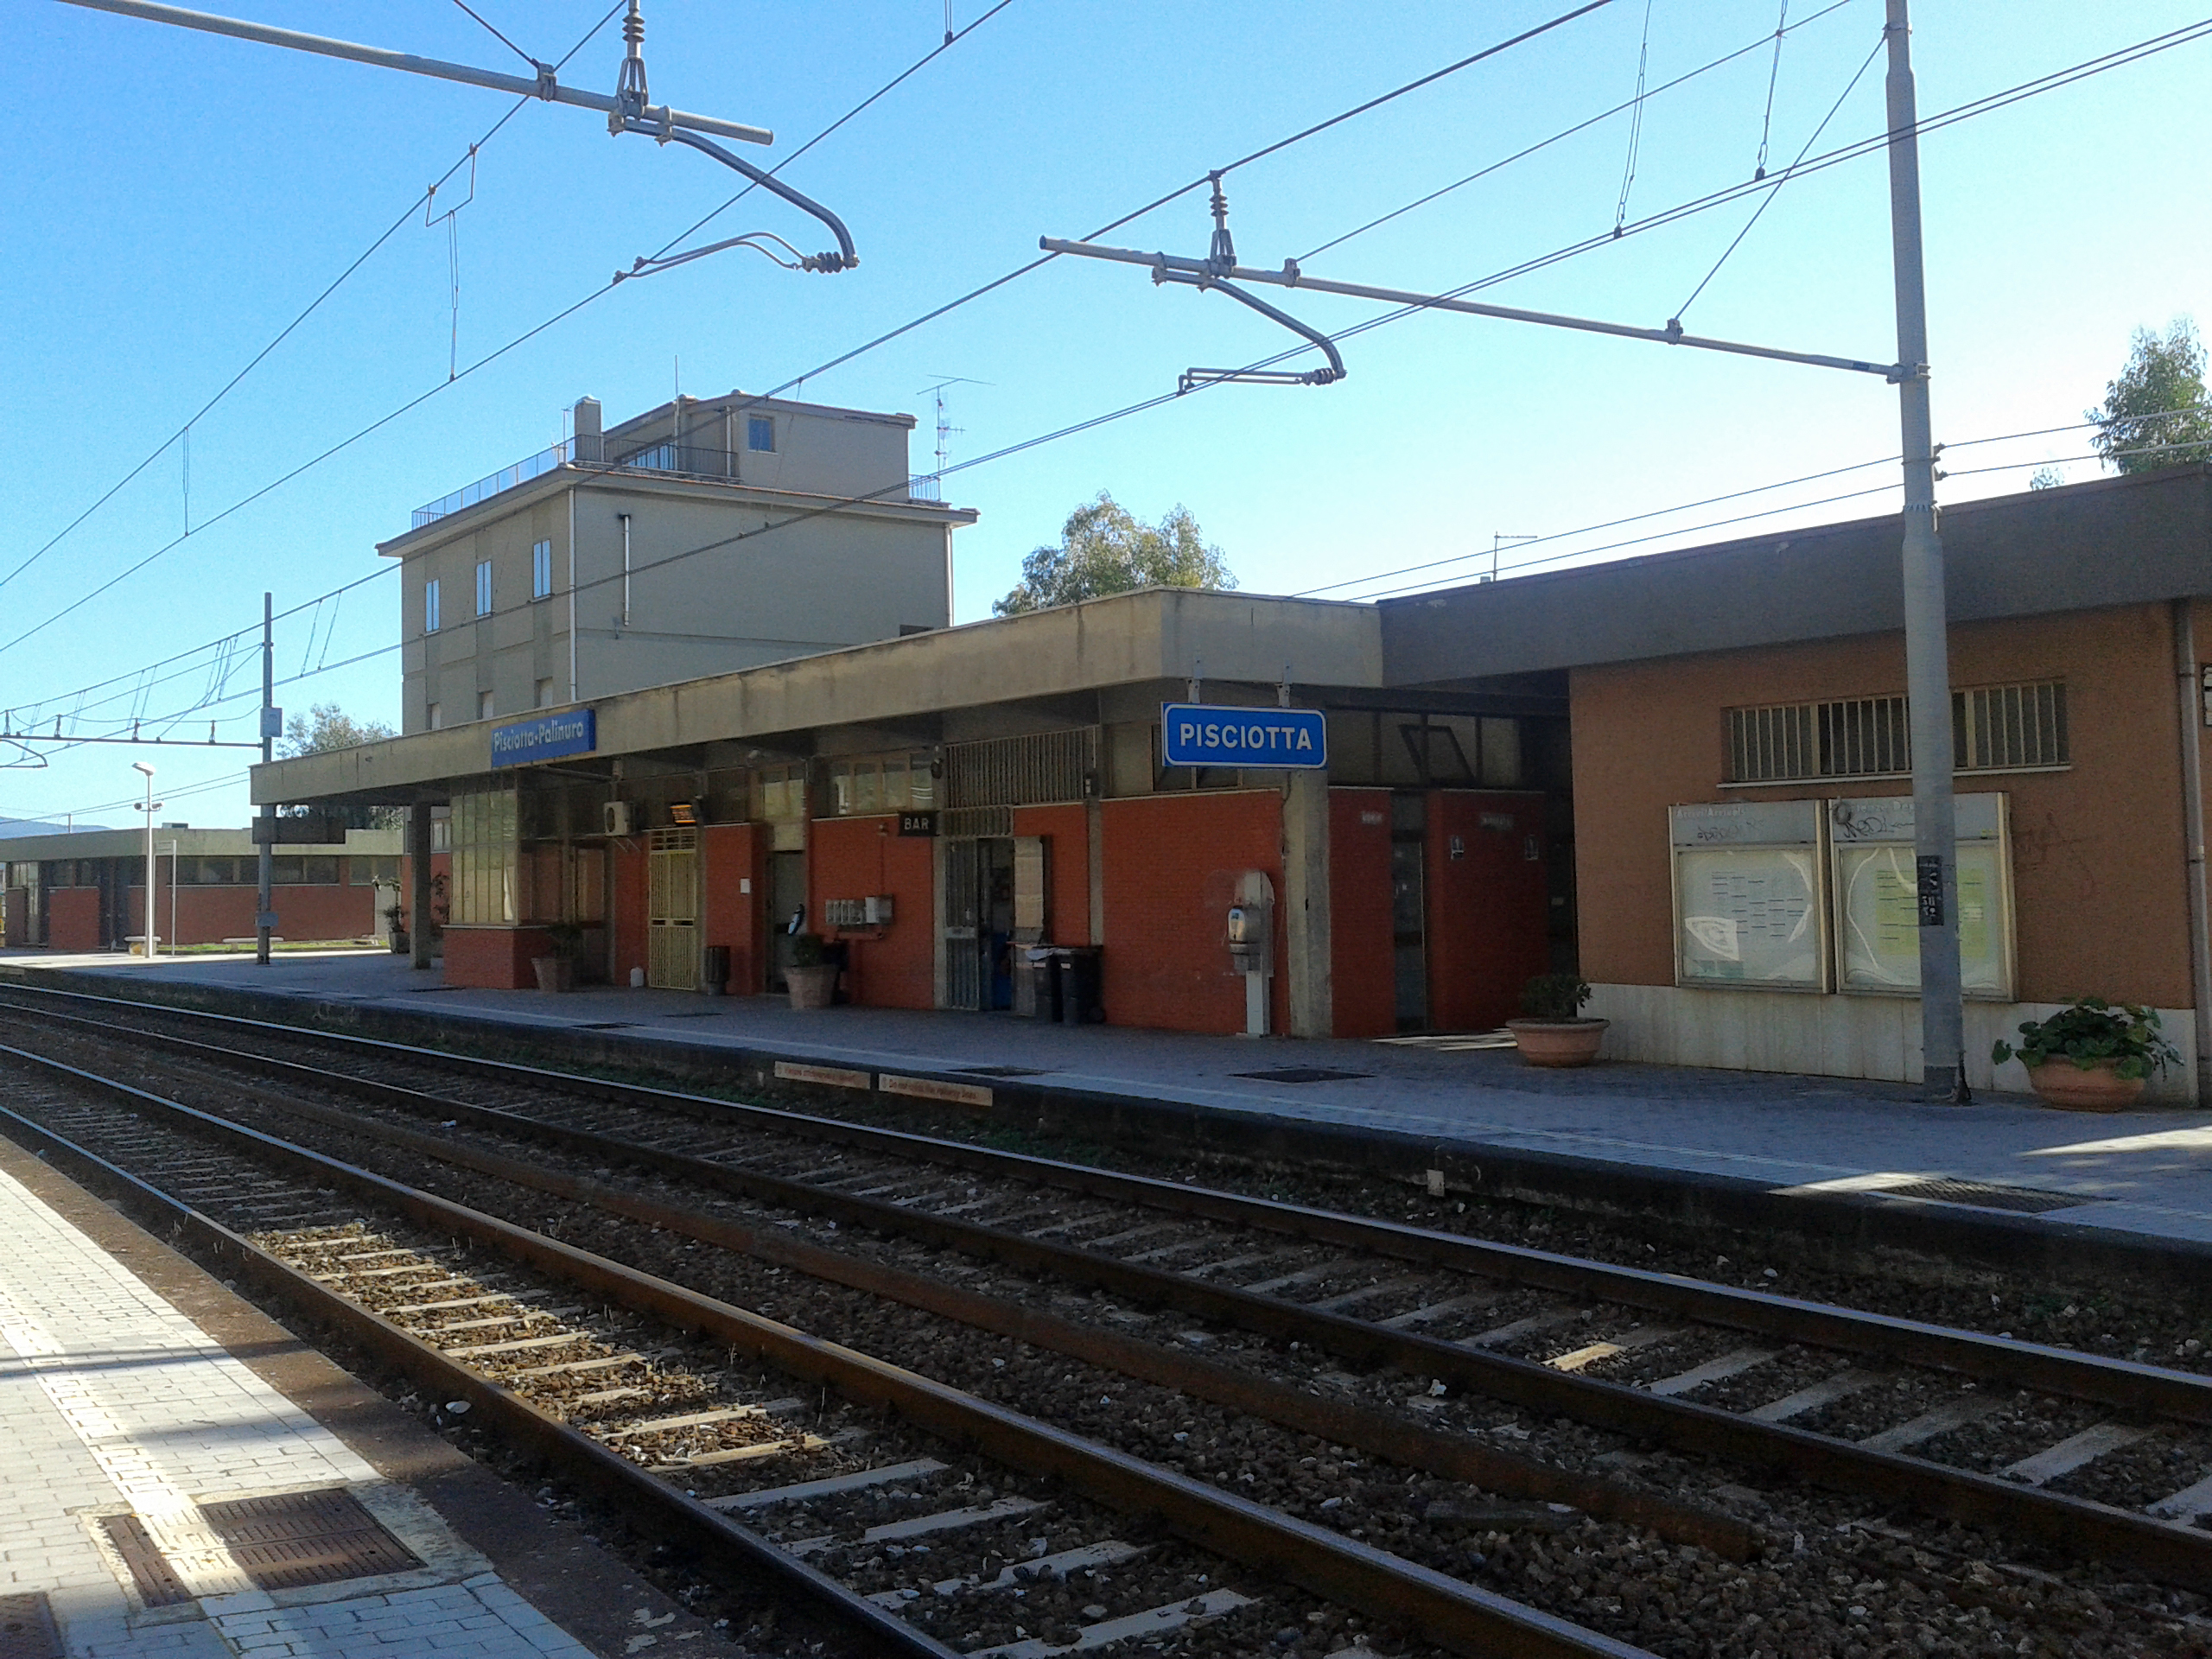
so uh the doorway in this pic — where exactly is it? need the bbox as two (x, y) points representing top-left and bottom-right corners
(940, 837), (1026, 1011)
(766, 850), (805, 991)
(646, 827), (698, 990)
(1390, 791), (1428, 1031)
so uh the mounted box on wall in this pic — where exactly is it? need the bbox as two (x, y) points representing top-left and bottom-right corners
(1668, 801), (1828, 993)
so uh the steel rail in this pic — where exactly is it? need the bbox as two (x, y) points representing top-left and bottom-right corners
(12, 982), (2207, 1426)
(10, 998), (2212, 1592)
(0, 1039), (1656, 1659)
(0, 1093), (947, 1656)
(51, 1012), (1750, 1557)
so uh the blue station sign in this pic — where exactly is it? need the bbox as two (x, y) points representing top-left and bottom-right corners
(490, 709), (596, 768)
(1161, 702), (1328, 770)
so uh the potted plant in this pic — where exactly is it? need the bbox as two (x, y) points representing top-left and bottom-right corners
(1507, 973), (1608, 1068)
(785, 931), (837, 1010)
(1993, 998), (2178, 1112)
(531, 922), (586, 994)
(385, 905), (409, 956)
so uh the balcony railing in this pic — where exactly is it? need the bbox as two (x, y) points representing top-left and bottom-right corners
(412, 441), (574, 527)
(412, 440), (947, 528)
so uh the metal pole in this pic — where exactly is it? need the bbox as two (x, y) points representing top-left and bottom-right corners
(257, 592), (276, 966)
(2174, 601), (2212, 1104)
(1884, 0), (1965, 1100)
(168, 837), (179, 957)
(143, 772), (156, 956)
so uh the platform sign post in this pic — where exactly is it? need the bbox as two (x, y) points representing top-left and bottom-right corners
(1161, 703), (1328, 771)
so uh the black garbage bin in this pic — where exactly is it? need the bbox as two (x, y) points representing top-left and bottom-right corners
(700, 944), (730, 996)
(1056, 945), (1103, 1026)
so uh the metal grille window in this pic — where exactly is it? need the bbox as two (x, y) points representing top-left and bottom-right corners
(1727, 682), (2066, 783)
(620, 442), (677, 471)
(1955, 680), (2068, 771)
(944, 728), (1097, 809)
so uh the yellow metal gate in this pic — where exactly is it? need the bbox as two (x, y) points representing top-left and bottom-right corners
(647, 827), (698, 990)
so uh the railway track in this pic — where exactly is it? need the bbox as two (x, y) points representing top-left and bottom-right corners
(3, 984), (2211, 1655)
(0, 1027), (1649, 1659)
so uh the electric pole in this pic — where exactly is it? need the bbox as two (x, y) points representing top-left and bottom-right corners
(1884, 0), (1965, 1100)
(257, 592), (276, 966)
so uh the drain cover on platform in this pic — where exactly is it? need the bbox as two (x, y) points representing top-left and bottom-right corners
(959, 1065), (1049, 1078)
(198, 1488), (421, 1592)
(98, 1516), (194, 1607)
(574, 1021), (636, 1030)
(1232, 1067), (1372, 1084)
(1881, 1179), (2101, 1214)
(0, 1594), (64, 1659)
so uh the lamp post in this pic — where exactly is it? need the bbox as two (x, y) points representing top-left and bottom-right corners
(168, 838), (180, 957)
(130, 761), (157, 957)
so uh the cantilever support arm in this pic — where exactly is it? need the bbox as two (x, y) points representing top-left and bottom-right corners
(635, 120), (858, 273)
(1042, 235), (1904, 380)
(1154, 270), (1344, 387)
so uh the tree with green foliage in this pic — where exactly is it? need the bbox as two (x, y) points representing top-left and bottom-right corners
(994, 493), (1235, 616)
(279, 703), (399, 828)
(2088, 318), (2212, 475)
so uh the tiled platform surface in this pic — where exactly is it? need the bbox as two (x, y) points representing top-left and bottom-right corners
(14, 947), (2212, 1249)
(0, 1146), (595, 1657)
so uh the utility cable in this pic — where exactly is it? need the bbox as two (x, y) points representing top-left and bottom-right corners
(0, 3), (626, 604)
(1753, 1), (1789, 178)
(1612, 0), (1655, 236)
(450, 0), (541, 73)
(1672, 31), (1882, 322)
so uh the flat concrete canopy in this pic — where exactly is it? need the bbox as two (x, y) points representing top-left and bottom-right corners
(1381, 462), (2212, 687)
(253, 586), (1382, 808)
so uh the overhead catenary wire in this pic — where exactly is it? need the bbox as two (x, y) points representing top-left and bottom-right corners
(0, 2), (626, 605)
(0, 1), (1620, 666)
(1612, 0), (1656, 236)
(1753, 0), (1790, 177)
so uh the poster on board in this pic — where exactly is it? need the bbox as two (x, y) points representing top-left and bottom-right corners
(1669, 802), (1827, 992)
(1829, 793), (2014, 999)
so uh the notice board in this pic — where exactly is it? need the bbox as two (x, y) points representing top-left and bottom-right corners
(1669, 802), (1827, 992)
(1828, 793), (2014, 999)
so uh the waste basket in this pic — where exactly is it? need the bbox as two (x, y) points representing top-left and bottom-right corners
(1055, 945), (1103, 1026)
(1014, 948), (1065, 1020)
(700, 944), (730, 996)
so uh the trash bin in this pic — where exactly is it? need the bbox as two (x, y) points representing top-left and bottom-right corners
(1055, 945), (1103, 1027)
(700, 944), (730, 996)
(1014, 948), (1065, 1020)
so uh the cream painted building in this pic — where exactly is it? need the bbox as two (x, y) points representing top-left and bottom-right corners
(389, 391), (977, 734)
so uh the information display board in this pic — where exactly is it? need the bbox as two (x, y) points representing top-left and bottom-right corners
(1828, 793), (2014, 999)
(1669, 802), (1827, 992)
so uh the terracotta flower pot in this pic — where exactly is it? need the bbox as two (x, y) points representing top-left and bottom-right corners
(1507, 1018), (1609, 1068)
(531, 956), (574, 994)
(2024, 1060), (2145, 1113)
(785, 963), (837, 1009)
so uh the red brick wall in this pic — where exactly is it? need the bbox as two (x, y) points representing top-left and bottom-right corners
(1329, 789), (1396, 1038)
(442, 925), (552, 989)
(610, 842), (649, 986)
(1100, 791), (1286, 1034)
(127, 884), (378, 947)
(702, 823), (765, 992)
(47, 889), (99, 951)
(1426, 791), (1552, 1032)
(810, 816), (935, 1009)
(1013, 804), (1092, 944)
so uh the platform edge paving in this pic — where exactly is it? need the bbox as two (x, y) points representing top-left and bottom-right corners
(0, 1126), (746, 1659)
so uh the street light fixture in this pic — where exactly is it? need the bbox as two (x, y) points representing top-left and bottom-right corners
(131, 761), (158, 957)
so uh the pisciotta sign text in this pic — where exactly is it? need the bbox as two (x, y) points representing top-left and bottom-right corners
(1160, 702), (1327, 769)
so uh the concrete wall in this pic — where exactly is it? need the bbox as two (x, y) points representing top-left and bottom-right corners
(1571, 599), (2210, 1093)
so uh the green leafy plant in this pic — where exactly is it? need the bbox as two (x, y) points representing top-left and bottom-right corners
(1993, 998), (2180, 1080)
(1519, 973), (1593, 1022)
(791, 931), (828, 969)
(543, 921), (587, 961)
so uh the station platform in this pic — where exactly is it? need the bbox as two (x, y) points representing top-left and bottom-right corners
(0, 1106), (737, 1658)
(9, 947), (2212, 1257)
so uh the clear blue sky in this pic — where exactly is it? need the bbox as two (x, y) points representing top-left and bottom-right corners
(4, 0), (2207, 829)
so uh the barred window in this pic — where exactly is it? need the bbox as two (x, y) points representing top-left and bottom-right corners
(1727, 682), (2066, 783)
(944, 728), (1097, 808)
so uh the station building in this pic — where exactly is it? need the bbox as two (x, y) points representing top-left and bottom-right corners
(251, 417), (2212, 1103)
(0, 825), (401, 950)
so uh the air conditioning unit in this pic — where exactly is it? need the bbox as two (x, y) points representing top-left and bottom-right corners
(602, 801), (633, 836)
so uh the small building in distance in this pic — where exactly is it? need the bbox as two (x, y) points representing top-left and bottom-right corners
(1, 826), (402, 951)
(390, 391), (977, 734)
